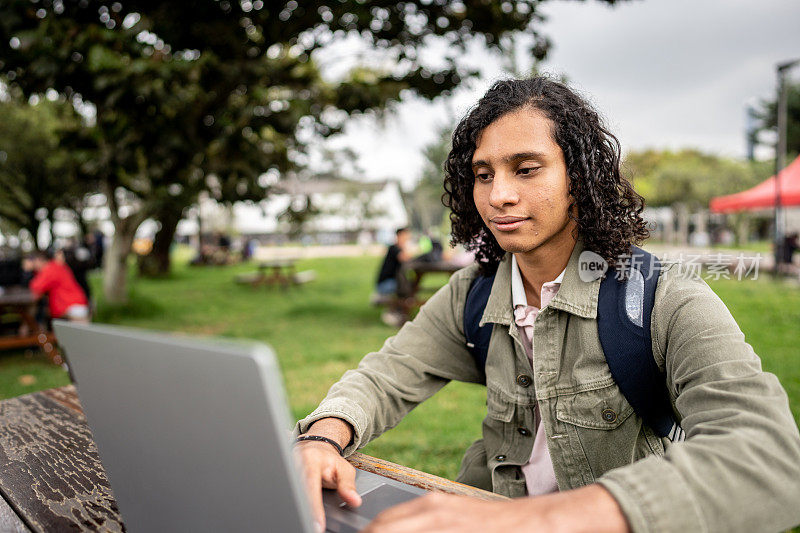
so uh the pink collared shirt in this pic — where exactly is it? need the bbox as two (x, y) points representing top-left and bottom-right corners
(510, 254), (563, 496)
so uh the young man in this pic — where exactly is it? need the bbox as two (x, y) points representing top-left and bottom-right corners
(24, 249), (90, 322)
(295, 78), (800, 533)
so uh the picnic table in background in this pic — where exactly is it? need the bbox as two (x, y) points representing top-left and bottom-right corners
(382, 259), (464, 321)
(402, 259), (464, 300)
(235, 259), (316, 288)
(0, 286), (61, 365)
(0, 385), (505, 532)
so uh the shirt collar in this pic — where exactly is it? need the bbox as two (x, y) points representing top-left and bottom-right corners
(510, 254), (565, 309)
(480, 240), (601, 327)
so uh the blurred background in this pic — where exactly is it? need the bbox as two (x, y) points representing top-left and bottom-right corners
(0, 0), (798, 480)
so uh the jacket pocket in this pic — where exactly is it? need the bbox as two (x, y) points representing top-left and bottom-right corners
(554, 384), (641, 480)
(555, 383), (634, 430)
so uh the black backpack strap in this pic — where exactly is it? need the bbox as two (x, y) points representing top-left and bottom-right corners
(597, 246), (682, 440)
(464, 273), (495, 376)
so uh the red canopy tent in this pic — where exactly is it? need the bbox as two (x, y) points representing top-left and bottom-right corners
(710, 155), (800, 213)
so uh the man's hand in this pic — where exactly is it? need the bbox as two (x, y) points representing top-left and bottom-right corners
(362, 485), (630, 533)
(295, 418), (361, 533)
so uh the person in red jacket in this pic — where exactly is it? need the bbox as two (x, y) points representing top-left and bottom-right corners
(23, 249), (90, 322)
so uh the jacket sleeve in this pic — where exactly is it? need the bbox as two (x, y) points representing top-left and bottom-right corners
(598, 263), (800, 533)
(295, 266), (485, 455)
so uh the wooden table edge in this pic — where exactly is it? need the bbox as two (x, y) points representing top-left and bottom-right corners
(346, 452), (508, 501)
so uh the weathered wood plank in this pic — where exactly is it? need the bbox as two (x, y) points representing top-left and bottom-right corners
(0, 392), (124, 532)
(40, 385), (81, 415)
(346, 452), (509, 501)
(0, 492), (31, 533)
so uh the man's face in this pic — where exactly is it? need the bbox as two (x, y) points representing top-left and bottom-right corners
(397, 230), (411, 247)
(471, 107), (576, 257)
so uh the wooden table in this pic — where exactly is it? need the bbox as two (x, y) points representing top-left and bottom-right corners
(0, 386), (504, 532)
(0, 288), (60, 365)
(236, 259), (299, 288)
(403, 260), (463, 298)
(388, 260), (465, 320)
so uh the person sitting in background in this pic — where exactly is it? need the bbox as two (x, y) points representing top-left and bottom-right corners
(374, 227), (413, 299)
(372, 228), (414, 327)
(23, 249), (90, 323)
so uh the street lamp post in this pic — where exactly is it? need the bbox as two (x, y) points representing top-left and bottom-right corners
(774, 59), (799, 274)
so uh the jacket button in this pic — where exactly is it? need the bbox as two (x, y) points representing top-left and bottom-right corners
(495, 455), (506, 462)
(601, 408), (617, 423)
(516, 374), (532, 387)
(517, 427), (531, 437)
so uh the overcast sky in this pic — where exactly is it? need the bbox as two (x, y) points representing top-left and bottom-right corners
(319, 0), (800, 190)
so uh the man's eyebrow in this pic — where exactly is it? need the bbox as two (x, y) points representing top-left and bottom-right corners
(502, 151), (547, 164)
(471, 152), (547, 167)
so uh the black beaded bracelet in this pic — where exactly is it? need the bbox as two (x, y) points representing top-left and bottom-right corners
(295, 435), (345, 456)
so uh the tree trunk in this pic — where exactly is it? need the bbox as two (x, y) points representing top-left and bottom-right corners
(48, 215), (56, 249)
(103, 224), (138, 305)
(674, 203), (689, 245)
(735, 214), (750, 246)
(74, 207), (89, 240)
(102, 183), (147, 305)
(138, 206), (182, 277)
(25, 217), (41, 251)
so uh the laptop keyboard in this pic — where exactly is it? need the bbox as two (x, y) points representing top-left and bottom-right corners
(325, 483), (421, 532)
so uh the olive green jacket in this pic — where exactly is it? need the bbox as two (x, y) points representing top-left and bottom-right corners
(297, 242), (800, 532)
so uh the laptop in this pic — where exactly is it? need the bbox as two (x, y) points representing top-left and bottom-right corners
(53, 321), (425, 533)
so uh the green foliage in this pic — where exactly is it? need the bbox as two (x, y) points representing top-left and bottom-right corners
(0, 95), (85, 244)
(278, 195), (320, 238)
(0, 0), (623, 283)
(624, 149), (771, 209)
(752, 80), (800, 157)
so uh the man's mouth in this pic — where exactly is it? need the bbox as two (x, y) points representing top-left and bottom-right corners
(489, 216), (528, 231)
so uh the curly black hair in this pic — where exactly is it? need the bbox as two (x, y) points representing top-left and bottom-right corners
(443, 76), (649, 274)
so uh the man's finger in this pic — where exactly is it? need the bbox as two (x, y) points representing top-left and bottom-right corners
(304, 465), (326, 533)
(335, 460), (362, 508)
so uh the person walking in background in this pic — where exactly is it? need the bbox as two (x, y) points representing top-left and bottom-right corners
(23, 249), (90, 323)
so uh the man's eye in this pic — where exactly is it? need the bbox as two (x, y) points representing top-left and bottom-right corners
(518, 167), (540, 176)
(475, 172), (492, 182)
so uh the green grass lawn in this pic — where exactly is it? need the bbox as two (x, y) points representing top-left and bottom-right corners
(1, 251), (798, 481)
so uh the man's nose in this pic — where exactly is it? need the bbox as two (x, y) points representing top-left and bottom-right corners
(488, 173), (520, 208)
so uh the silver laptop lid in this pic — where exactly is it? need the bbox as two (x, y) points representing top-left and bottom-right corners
(53, 320), (315, 533)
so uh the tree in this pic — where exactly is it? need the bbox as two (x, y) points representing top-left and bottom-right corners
(0, 0), (623, 303)
(405, 124), (452, 233)
(0, 93), (87, 248)
(752, 80), (800, 158)
(624, 149), (770, 244)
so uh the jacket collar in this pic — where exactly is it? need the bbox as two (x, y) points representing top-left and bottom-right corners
(479, 240), (600, 327)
